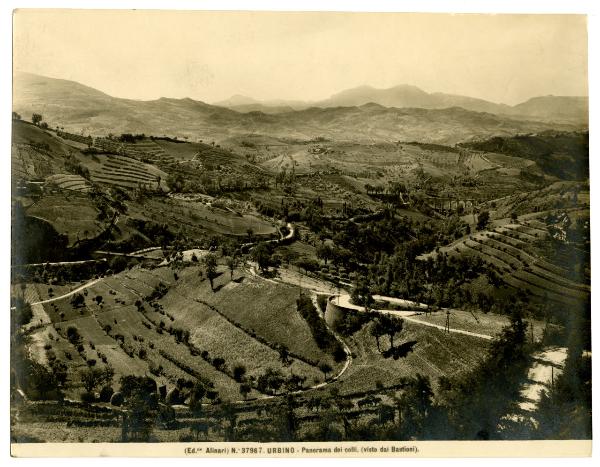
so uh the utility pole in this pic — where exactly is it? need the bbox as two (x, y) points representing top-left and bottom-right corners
(445, 309), (451, 334)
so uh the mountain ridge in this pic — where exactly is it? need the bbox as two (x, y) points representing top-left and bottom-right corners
(12, 72), (586, 145)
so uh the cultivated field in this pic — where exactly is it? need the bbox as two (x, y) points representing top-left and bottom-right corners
(22, 262), (343, 403)
(45, 174), (90, 193)
(436, 223), (589, 306)
(25, 193), (104, 245)
(333, 320), (488, 395)
(88, 154), (168, 190)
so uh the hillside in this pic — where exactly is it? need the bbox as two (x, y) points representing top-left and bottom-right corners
(460, 131), (589, 180)
(216, 84), (588, 125)
(13, 73), (583, 145)
(424, 216), (590, 308)
(511, 96), (589, 124)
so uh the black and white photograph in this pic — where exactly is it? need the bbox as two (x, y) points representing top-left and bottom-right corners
(8, 6), (592, 457)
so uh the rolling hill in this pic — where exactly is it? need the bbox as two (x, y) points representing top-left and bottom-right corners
(215, 84), (588, 125)
(460, 131), (589, 181)
(13, 73), (584, 145)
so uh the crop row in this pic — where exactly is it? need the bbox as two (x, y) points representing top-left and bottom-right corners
(473, 235), (587, 295)
(97, 166), (157, 182)
(103, 159), (159, 176)
(458, 241), (581, 305)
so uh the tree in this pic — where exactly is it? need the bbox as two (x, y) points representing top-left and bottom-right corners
(212, 357), (226, 371)
(370, 319), (386, 352)
(11, 297), (32, 331)
(233, 364), (247, 382)
(204, 253), (218, 290)
(12, 111), (21, 121)
(66, 326), (82, 345)
(31, 113), (43, 126)
(70, 293), (85, 308)
(257, 368), (284, 395)
(189, 381), (207, 413)
(316, 244), (333, 265)
(385, 316), (404, 349)
(80, 366), (113, 393)
(226, 255), (238, 280)
(119, 376), (159, 442)
(351, 278), (373, 311)
(318, 361), (333, 380)
(239, 383), (251, 400)
(477, 210), (490, 231)
(50, 360), (68, 386)
(218, 402), (238, 441)
(99, 385), (114, 402)
(278, 346), (291, 366)
(251, 242), (271, 273)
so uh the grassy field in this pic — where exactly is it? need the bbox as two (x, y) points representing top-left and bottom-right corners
(26, 193), (104, 245)
(24, 263), (341, 403)
(410, 309), (546, 340)
(169, 265), (337, 368)
(332, 320), (488, 396)
(167, 198), (277, 236)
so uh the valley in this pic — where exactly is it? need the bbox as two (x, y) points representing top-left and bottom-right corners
(10, 73), (590, 444)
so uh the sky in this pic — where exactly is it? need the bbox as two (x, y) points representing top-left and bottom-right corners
(13, 10), (588, 105)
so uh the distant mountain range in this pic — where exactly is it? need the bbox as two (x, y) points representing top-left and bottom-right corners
(13, 72), (587, 144)
(215, 84), (588, 125)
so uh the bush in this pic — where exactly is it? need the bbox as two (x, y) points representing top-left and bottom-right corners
(99, 385), (114, 402)
(316, 295), (329, 312)
(297, 294), (345, 360)
(166, 387), (182, 405)
(110, 392), (124, 407)
(81, 391), (96, 403)
(233, 364), (247, 382)
(66, 326), (81, 344)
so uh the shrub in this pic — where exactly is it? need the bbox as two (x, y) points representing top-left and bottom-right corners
(66, 326), (81, 344)
(233, 364), (247, 382)
(99, 385), (114, 402)
(166, 387), (182, 405)
(149, 361), (163, 376)
(110, 392), (124, 407)
(212, 357), (226, 371)
(81, 391), (96, 403)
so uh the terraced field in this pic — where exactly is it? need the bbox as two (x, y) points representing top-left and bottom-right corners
(438, 223), (589, 306)
(45, 174), (90, 192)
(89, 154), (168, 190)
(485, 181), (589, 218)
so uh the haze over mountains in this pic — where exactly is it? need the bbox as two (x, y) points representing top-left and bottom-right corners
(13, 72), (588, 145)
(217, 84), (588, 124)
